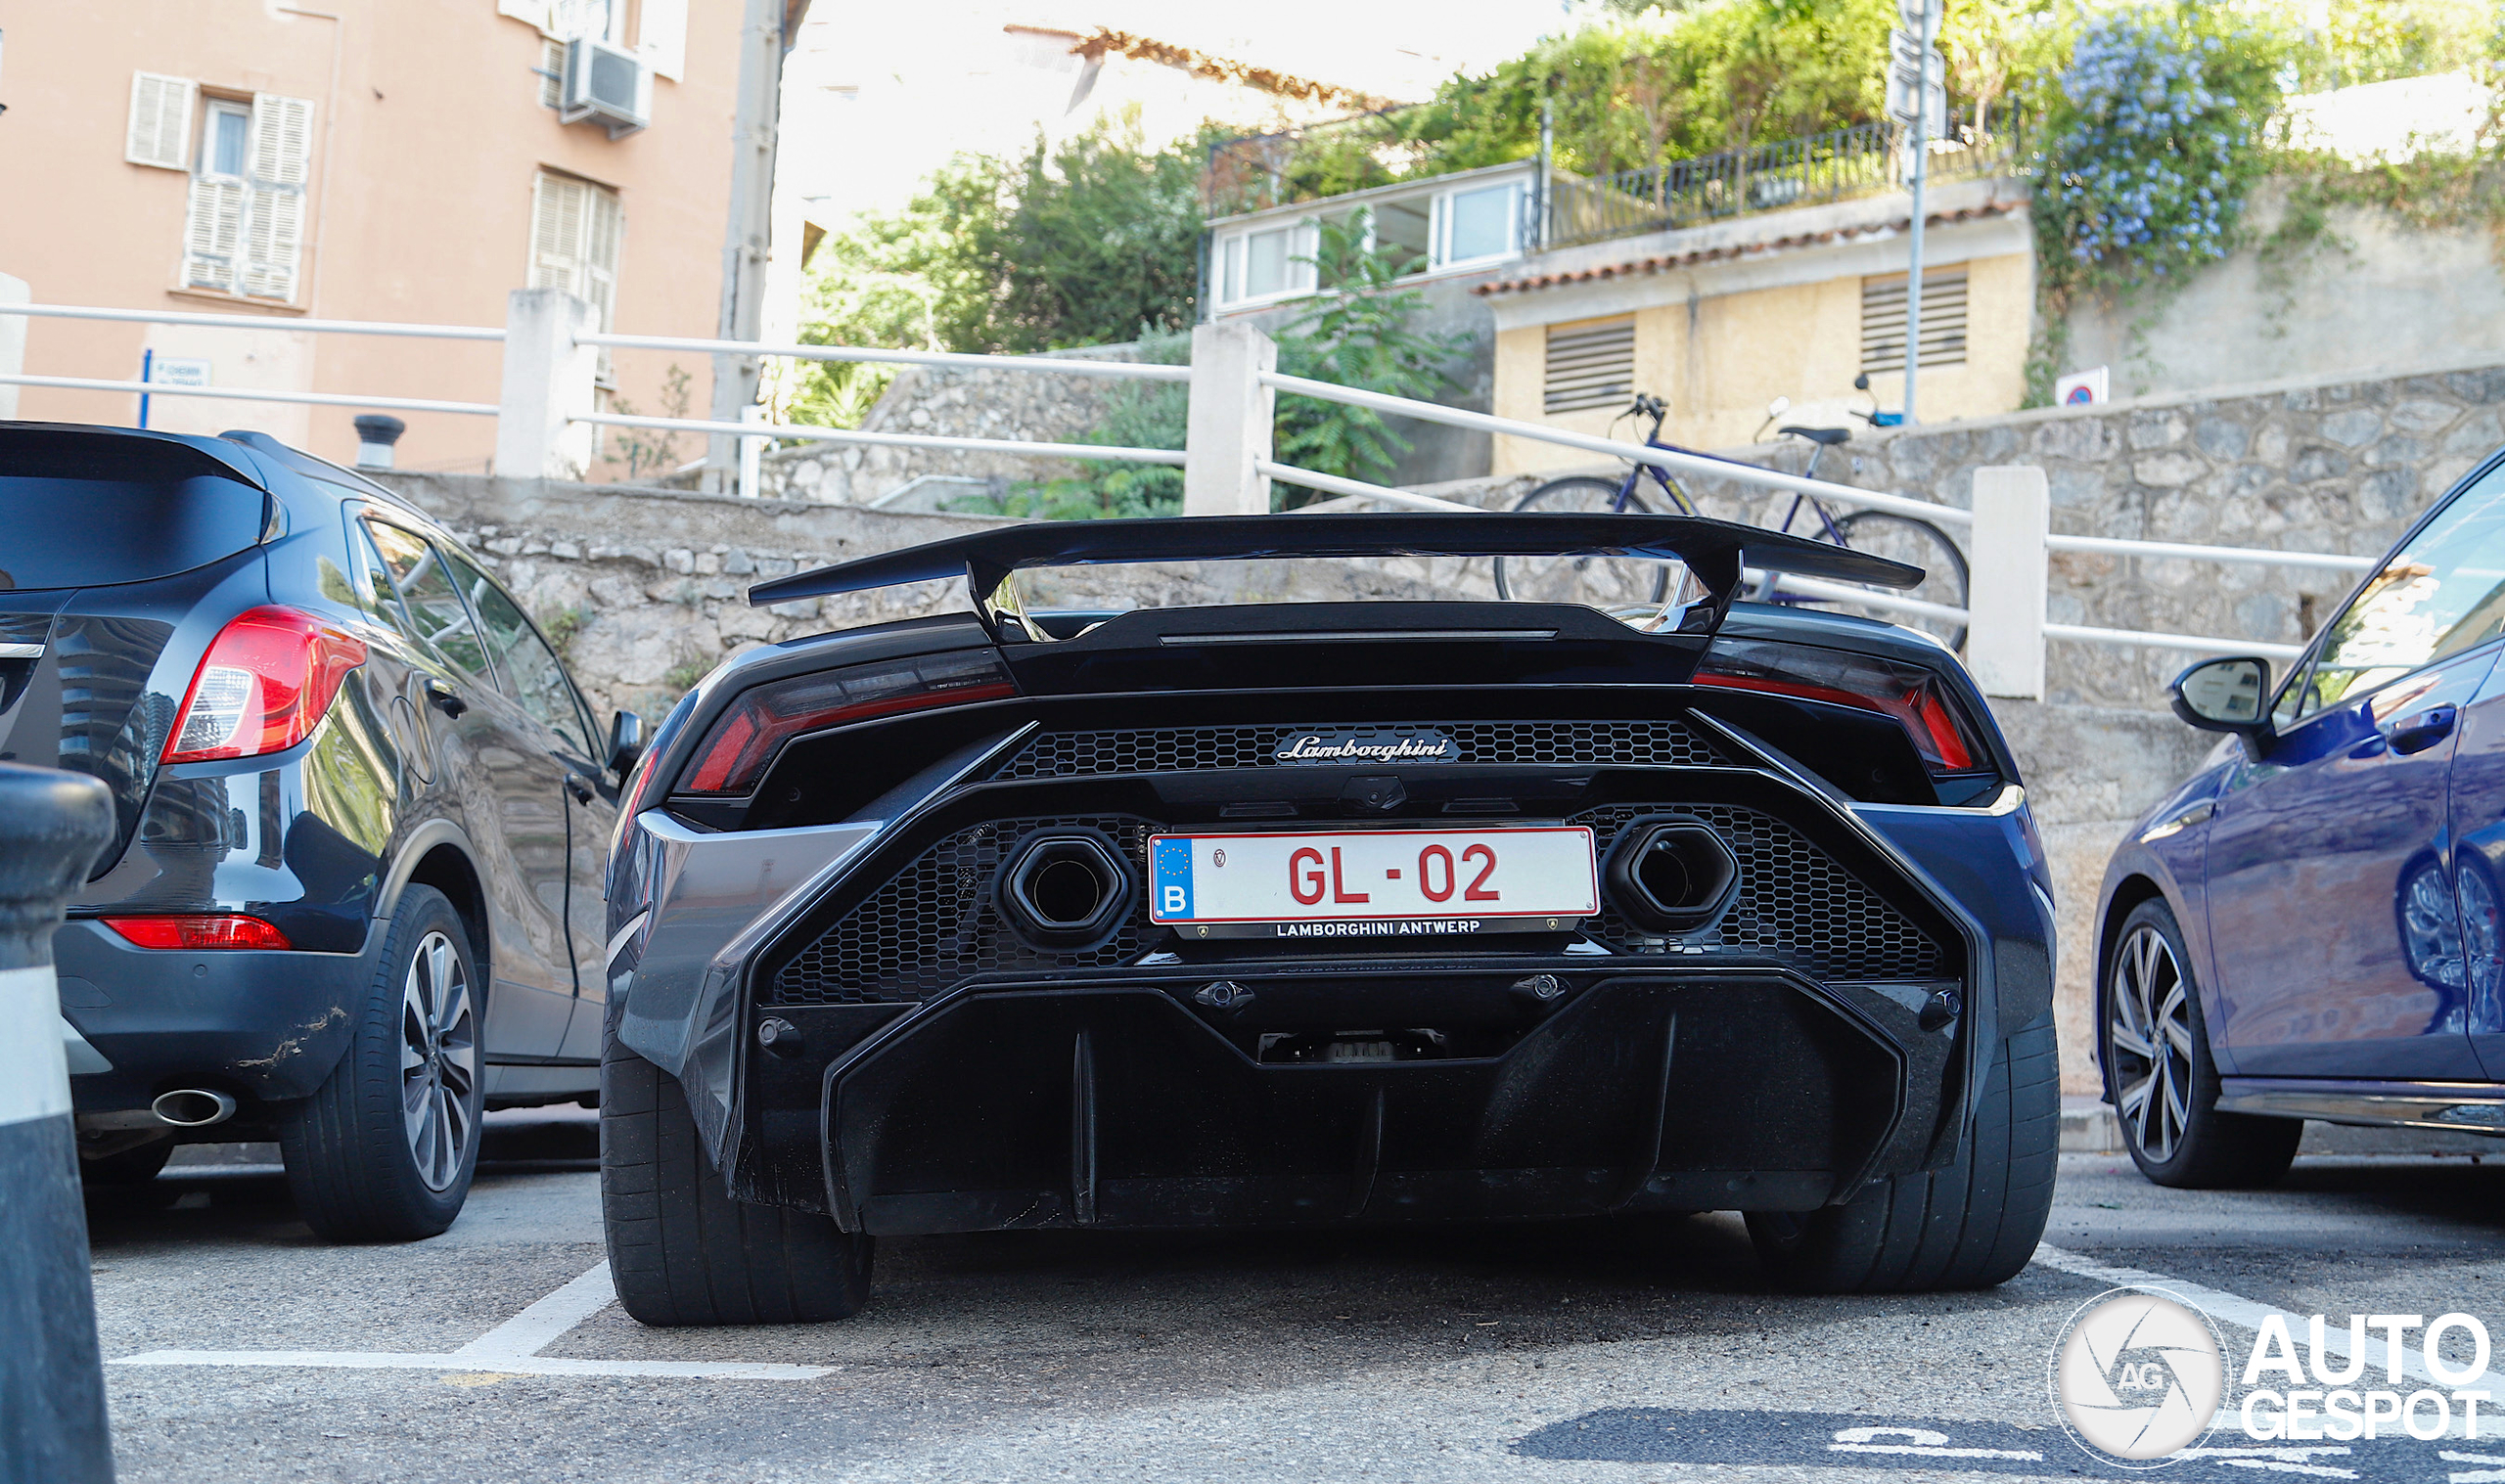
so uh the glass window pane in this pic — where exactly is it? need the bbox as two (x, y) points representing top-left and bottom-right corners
(1443, 184), (1516, 264)
(443, 552), (593, 754)
(1244, 228), (1290, 298)
(208, 109), (248, 178)
(367, 522), (493, 680)
(2293, 465), (2505, 721)
(1372, 197), (1431, 277)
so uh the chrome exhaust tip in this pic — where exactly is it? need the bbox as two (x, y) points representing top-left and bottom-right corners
(152, 1089), (238, 1128)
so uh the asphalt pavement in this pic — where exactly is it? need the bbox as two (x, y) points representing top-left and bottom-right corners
(82, 1111), (2505, 1484)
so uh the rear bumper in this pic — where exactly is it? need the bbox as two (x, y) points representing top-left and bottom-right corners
(795, 965), (1964, 1236)
(52, 917), (381, 1110)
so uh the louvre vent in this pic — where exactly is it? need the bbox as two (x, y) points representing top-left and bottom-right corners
(1544, 318), (1637, 415)
(1860, 269), (1969, 375)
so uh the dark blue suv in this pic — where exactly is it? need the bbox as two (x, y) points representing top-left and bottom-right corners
(2100, 445), (2505, 1184)
(2, 424), (639, 1238)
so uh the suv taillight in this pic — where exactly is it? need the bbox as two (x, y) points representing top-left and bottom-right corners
(680, 650), (1016, 795)
(162, 607), (368, 765)
(1692, 639), (1983, 774)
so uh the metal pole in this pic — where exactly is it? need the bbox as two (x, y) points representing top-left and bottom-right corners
(0, 763), (118, 1484)
(1901, 0), (1938, 426)
(706, 0), (788, 492)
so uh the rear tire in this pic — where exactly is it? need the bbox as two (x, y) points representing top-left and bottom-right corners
(601, 1034), (873, 1327)
(1828, 510), (1971, 651)
(2104, 898), (2301, 1189)
(281, 884), (482, 1241)
(1745, 1014), (2057, 1292)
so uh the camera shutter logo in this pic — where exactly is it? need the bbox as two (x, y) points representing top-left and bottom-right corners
(2051, 1288), (2226, 1464)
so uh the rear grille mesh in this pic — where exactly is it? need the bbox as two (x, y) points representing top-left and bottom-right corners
(767, 816), (1152, 1006)
(1572, 803), (1950, 979)
(997, 718), (1726, 779)
(765, 799), (1951, 1007)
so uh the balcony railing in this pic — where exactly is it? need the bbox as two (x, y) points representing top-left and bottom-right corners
(1544, 115), (2025, 247)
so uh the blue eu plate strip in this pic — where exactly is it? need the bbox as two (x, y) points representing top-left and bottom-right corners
(1150, 837), (1194, 921)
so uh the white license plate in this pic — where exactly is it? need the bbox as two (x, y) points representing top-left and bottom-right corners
(1148, 827), (1598, 938)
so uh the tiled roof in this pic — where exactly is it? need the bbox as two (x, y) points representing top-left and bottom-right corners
(1471, 199), (2023, 297)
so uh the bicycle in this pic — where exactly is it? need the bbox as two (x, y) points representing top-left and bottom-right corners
(1489, 389), (1971, 651)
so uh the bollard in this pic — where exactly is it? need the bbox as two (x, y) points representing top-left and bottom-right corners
(0, 763), (118, 1484)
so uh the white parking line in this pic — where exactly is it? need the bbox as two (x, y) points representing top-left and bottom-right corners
(112, 1260), (836, 1381)
(2034, 1242), (2505, 1398)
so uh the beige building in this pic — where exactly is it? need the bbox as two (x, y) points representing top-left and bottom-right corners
(0, 0), (749, 475)
(1479, 177), (2034, 470)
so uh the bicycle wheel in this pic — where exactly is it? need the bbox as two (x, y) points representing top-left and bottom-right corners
(1492, 477), (1675, 608)
(1821, 511), (1971, 651)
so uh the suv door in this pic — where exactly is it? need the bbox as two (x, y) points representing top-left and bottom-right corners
(456, 566), (616, 1066)
(365, 520), (576, 1063)
(2205, 466), (2505, 1079)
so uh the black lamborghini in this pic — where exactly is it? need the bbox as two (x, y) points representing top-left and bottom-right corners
(595, 514), (2058, 1325)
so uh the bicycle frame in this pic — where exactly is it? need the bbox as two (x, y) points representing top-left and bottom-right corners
(1609, 427), (1849, 545)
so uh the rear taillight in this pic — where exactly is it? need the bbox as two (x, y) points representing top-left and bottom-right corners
(1693, 639), (1983, 774)
(680, 650), (1016, 795)
(103, 915), (293, 950)
(162, 607), (368, 765)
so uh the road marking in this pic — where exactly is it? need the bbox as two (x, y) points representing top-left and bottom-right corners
(112, 1260), (835, 1381)
(451, 1262), (619, 1359)
(2033, 1243), (2505, 1400)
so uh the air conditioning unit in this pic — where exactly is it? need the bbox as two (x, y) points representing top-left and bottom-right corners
(562, 37), (649, 137)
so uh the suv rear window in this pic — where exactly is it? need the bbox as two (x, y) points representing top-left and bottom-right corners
(0, 433), (268, 591)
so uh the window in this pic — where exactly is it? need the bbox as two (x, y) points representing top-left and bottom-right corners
(346, 518), (415, 632)
(367, 522), (493, 680)
(452, 558), (596, 754)
(177, 91), (313, 301)
(1860, 269), (1968, 375)
(1543, 318), (1637, 415)
(2277, 463), (2505, 726)
(125, 72), (196, 169)
(1214, 219), (1316, 306)
(1435, 180), (1521, 268)
(529, 171), (624, 378)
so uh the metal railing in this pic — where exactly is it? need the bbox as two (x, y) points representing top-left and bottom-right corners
(0, 290), (2378, 696)
(1546, 116), (2025, 247)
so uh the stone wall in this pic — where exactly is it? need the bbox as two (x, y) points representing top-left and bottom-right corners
(752, 341), (1159, 507)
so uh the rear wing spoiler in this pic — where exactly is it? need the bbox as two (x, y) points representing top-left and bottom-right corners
(746, 512), (1925, 638)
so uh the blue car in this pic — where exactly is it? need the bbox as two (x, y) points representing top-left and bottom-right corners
(2099, 446), (2505, 1185)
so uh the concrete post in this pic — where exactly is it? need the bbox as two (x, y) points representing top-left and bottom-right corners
(1183, 321), (1277, 517)
(1969, 465), (2050, 698)
(0, 762), (118, 1484)
(494, 289), (599, 481)
(0, 274), (28, 423)
(737, 403), (765, 499)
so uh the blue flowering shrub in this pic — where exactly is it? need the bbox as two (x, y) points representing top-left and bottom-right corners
(2035, 4), (2291, 292)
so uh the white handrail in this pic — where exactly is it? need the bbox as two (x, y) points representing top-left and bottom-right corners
(0, 302), (504, 340)
(1756, 573), (1970, 625)
(572, 410), (1185, 466)
(2045, 622), (2305, 660)
(2045, 532), (2377, 572)
(575, 331), (1194, 382)
(1258, 461), (1484, 513)
(1257, 370), (1974, 526)
(0, 373), (497, 416)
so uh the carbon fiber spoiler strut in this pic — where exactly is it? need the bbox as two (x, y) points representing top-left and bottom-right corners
(746, 513), (1925, 640)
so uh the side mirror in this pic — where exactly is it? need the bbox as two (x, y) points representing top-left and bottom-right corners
(607, 709), (646, 778)
(2169, 656), (2273, 736)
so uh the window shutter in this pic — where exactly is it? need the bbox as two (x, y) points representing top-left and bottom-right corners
(182, 177), (246, 291)
(238, 94), (314, 300)
(638, 0), (687, 79)
(530, 172), (587, 291)
(1544, 318), (1636, 415)
(125, 72), (196, 169)
(497, 0), (554, 32)
(1860, 270), (1969, 375)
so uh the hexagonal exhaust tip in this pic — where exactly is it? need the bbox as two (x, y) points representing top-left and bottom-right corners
(1603, 815), (1740, 934)
(999, 832), (1133, 948)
